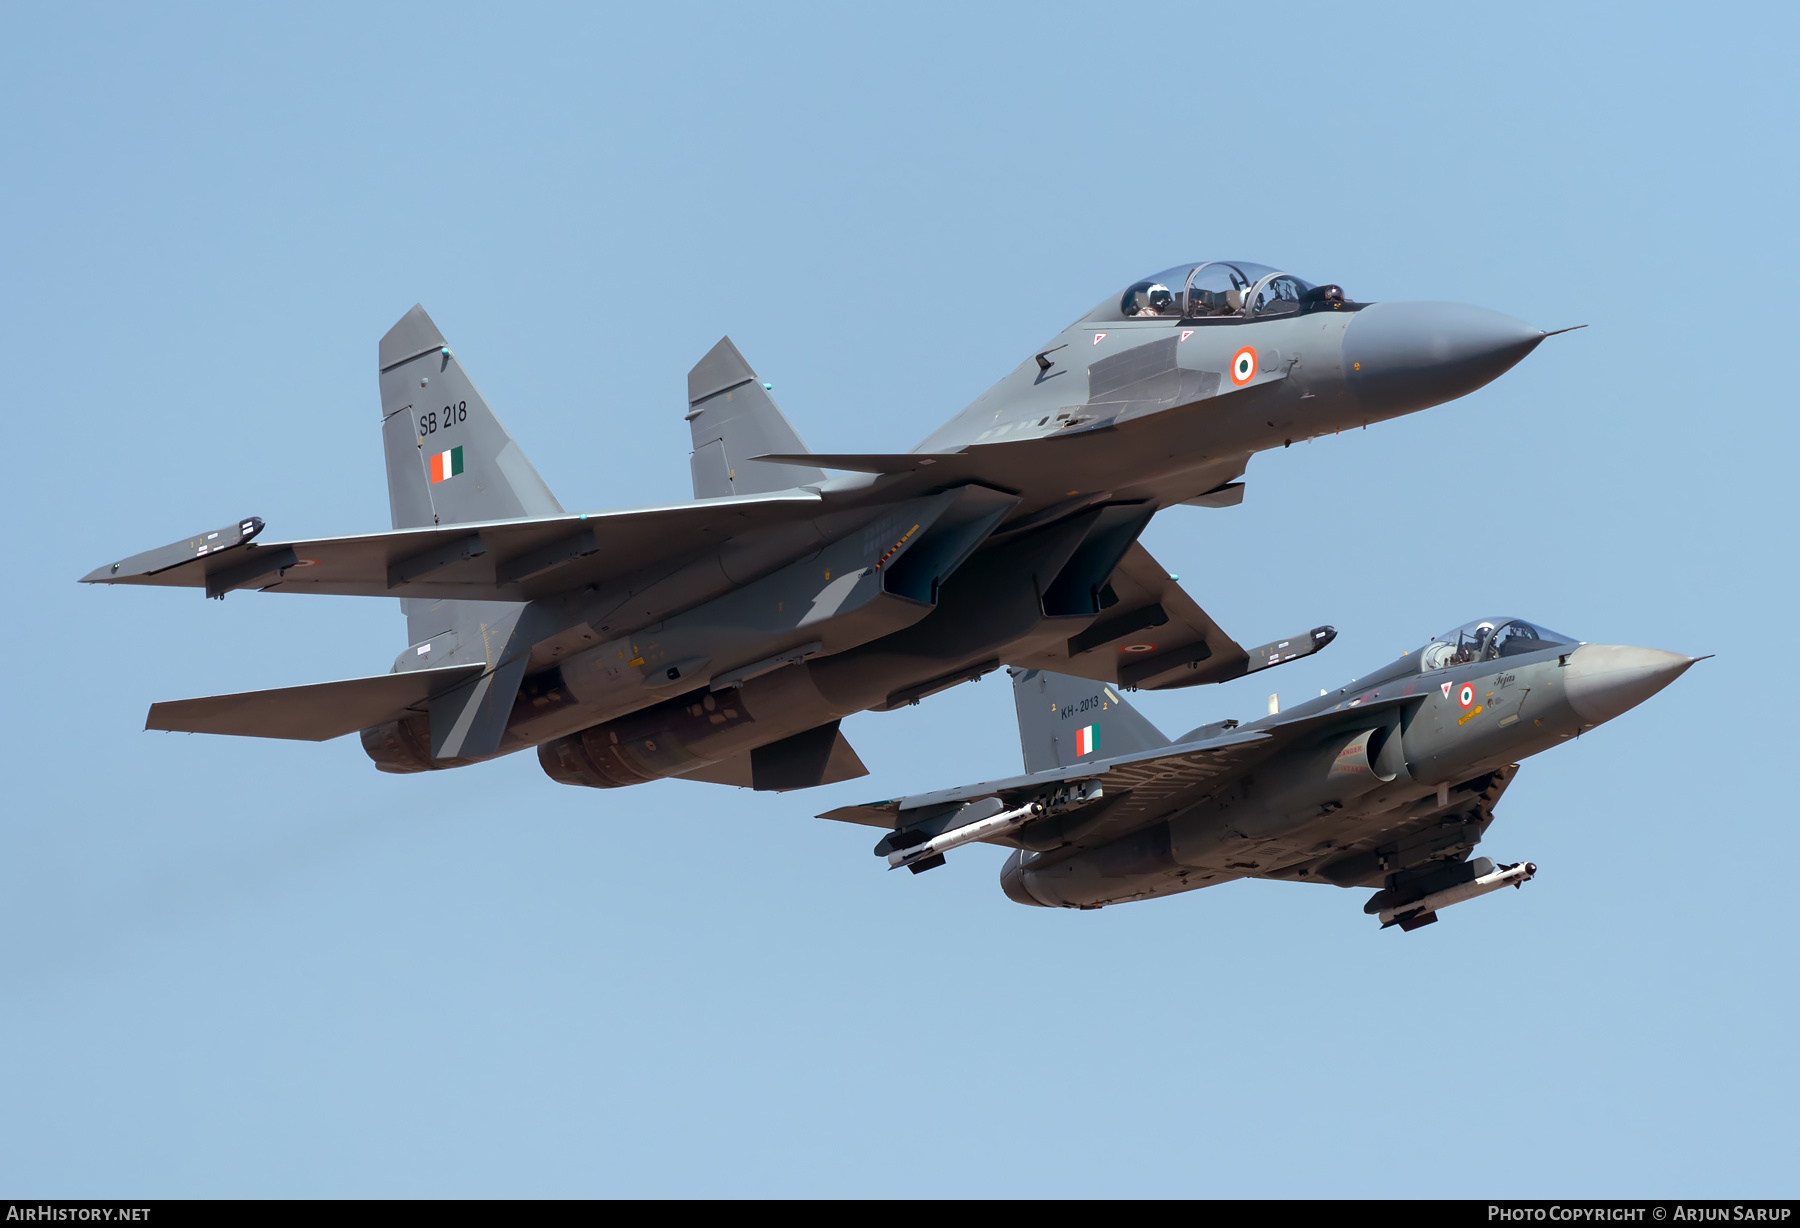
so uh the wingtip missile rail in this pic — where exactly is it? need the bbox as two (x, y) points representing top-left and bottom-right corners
(1246, 625), (1337, 674)
(82, 516), (266, 585)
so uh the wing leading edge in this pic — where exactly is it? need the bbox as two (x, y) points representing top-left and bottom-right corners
(80, 490), (824, 602)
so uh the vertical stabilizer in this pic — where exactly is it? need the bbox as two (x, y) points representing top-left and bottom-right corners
(1010, 667), (1170, 774)
(686, 337), (827, 499)
(379, 304), (563, 530)
(377, 305), (553, 673)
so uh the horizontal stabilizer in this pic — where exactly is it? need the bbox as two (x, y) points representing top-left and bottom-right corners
(146, 664), (486, 741)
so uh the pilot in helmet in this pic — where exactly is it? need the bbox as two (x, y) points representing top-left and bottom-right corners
(1123, 282), (1176, 317)
(1452, 622), (1497, 665)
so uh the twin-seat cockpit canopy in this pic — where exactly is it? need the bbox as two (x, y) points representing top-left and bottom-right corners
(1088, 261), (1342, 323)
(1417, 617), (1577, 672)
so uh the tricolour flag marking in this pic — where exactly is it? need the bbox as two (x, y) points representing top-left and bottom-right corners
(1075, 724), (1097, 756)
(429, 445), (464, 484)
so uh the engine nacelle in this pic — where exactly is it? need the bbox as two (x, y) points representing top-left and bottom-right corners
(538, 687), (759, 788)
(360, 713), (475, 774)
(1000, 849), (1049, 907)
(1242, 722), (1398, 823)
(1170, 723), (1401, 862)
(1002, 720), (1412, 908)
(539, 726), (659, 789)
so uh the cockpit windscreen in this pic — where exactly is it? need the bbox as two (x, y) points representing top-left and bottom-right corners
(1100, 261), (1318, 322)
(1418, 618), (1577, 671)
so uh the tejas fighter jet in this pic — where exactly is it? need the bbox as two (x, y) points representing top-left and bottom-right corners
(824, 619), (1699, 930)
(84, 263), (1560, 793)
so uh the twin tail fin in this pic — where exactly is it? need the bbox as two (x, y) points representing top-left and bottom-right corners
(378, 304), (563, 531)
(686, 337), (827, 499)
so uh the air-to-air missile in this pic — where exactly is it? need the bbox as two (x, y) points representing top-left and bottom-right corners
(84, 262), (1571, 797)
(821, 617), (1699, 930)
(1370, 859), (1535, 929)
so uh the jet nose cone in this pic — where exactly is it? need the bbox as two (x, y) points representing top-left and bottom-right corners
(1344, 301), (1545, 414)
(1564, 645), (1698, 726)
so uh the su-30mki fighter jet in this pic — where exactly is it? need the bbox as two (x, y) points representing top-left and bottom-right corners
(822, 618), (1699, 930)
(85, 263), (1566, 794)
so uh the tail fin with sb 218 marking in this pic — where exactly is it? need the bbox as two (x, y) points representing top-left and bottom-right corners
(377, 304), (564, 757)
(379, 304), (563, 532)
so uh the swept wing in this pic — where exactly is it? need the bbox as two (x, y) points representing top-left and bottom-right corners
(80, 490), (823, 602)
(817, 690), (1425, 853)
(1004, 542), (1333, 690)
(816, 727), (1270, 834)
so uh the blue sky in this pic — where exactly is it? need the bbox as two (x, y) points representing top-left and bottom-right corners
(2, 2), (1793, 1196)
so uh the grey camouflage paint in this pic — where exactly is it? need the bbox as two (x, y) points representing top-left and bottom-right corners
(84, 268), (1559, 795)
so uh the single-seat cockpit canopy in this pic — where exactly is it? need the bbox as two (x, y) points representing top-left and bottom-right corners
(1418, 617), (1577, 672)
(1092, 261), (1346, 323)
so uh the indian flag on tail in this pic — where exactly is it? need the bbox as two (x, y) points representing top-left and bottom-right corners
(1075, 724), (1097, 756)
(429, 446), (464, 484)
